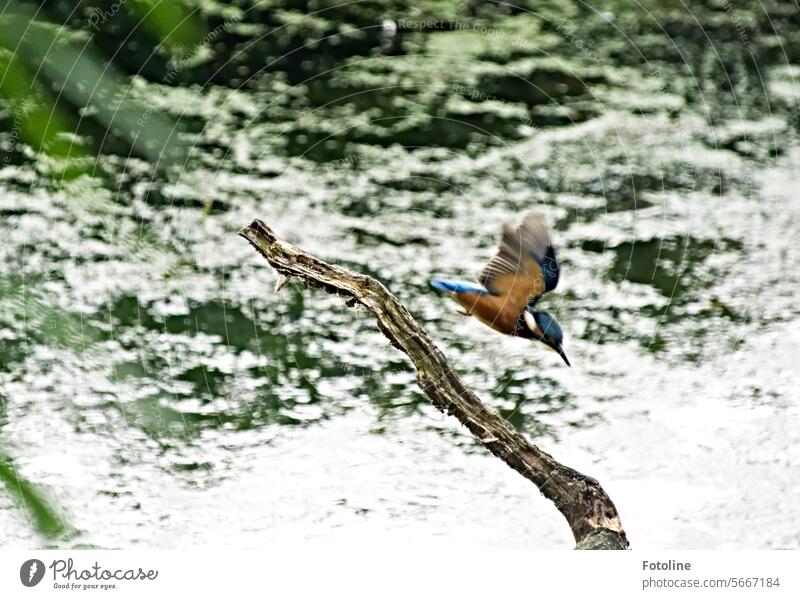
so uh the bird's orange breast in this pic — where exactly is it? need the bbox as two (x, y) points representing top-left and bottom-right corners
(453, 292), (519, 335)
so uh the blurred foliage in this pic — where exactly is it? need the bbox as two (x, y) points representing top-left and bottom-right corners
(1, 1), (187, 169)
(0, 0), (206, 175)
(126, 0), (208, 53)
(0, 46), (81, 164)
(0, 451), (71, 539)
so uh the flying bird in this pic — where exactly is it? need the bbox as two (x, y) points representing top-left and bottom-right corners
(431, 211), (570, 366)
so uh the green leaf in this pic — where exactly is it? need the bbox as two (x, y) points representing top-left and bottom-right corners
(0, 452), (71, 540)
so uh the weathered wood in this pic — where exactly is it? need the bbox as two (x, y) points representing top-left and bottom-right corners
(239, 219), (629, 550)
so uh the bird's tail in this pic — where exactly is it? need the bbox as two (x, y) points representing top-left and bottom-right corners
(430, 279), (489, 294)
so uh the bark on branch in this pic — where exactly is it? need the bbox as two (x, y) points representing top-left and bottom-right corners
(239, 219), (629, 550)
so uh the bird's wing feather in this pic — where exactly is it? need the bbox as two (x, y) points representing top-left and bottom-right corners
(477, 212), (560, 311)
(430, 279), (489, 295)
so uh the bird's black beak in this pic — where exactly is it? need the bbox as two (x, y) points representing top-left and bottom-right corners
(556, 344), (571, 367)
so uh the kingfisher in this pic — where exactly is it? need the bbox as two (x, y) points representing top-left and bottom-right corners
(431, 211), (570, 366)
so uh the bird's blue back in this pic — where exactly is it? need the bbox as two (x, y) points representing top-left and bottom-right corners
(430, 279), (490, 295)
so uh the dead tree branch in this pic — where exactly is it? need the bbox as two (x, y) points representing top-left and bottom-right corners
(239, 219), (629, 550)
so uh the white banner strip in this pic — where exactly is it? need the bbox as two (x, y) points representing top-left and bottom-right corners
(1, 546), (798, 598)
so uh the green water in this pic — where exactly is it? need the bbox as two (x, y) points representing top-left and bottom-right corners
(0, 1), (798, 548)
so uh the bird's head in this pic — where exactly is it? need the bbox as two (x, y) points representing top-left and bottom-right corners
(522, 308), (571, 367)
